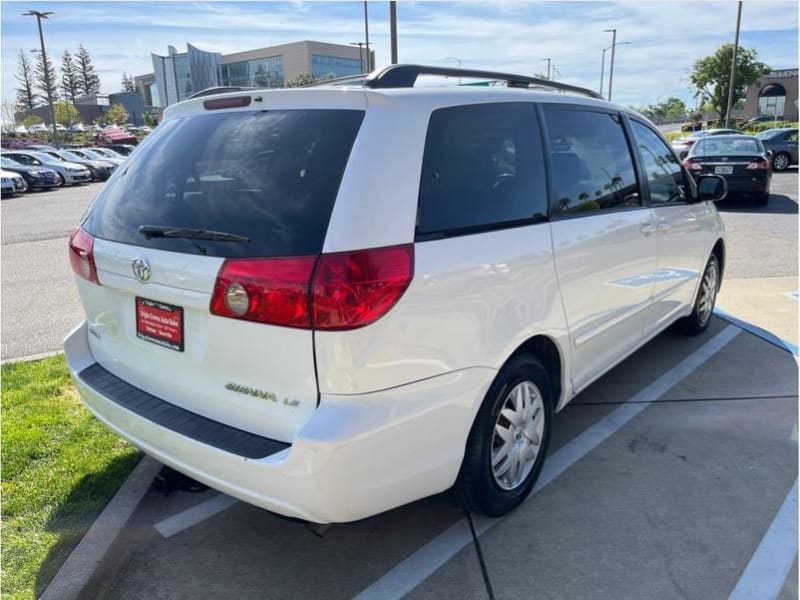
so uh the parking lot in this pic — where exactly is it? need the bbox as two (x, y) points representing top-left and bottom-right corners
(3, 172), (798, 599)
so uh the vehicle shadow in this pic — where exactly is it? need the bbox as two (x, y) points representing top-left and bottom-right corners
(716, 193), (798, 215)
(33, 452), (142, 598)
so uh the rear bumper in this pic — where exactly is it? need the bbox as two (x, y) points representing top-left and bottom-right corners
(64, 322), (495, 523)
(722, 173), (770, 194)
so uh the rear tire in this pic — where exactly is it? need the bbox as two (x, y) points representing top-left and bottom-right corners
(457, 354), (553, 517)
(772, 152), (791, 172)
(676, 254), (719, 336)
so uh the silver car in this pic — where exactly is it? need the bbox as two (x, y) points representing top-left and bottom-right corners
(54, 150), (116, 181)
(2, 150), (92, 186)
(87, 147), (127, 166)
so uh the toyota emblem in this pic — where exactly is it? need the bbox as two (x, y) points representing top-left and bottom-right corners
(132, 256), (151, 283)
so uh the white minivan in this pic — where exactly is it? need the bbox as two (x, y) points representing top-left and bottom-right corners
(65, 65), (727, 523)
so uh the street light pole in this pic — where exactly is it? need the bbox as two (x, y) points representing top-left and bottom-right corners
(604, 28), (617, 101)
(23, 10), (58, 147)
(542, 58), (551, 80)
(389, 1), (398, 64)
(363, 1), (371, 71)
(350, 42), (365, 73)
(600, 47), (607, 96)
(725, 0), (743, 127)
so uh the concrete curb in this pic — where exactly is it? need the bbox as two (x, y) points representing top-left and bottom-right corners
(40, 456), (161, 600)
(1, 350), (63, 365)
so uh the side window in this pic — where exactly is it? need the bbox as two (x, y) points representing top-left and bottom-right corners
(630, 120), (686, 205)
(786, 131), (798, 142)
(417, 102), (547, 238)
(543, 108), (640, 215)
(9, 154), (29, 165)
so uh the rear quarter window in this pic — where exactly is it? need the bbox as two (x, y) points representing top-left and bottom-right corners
(83, 109), (365, 258)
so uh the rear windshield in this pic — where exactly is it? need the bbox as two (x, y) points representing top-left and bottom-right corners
(690, 137), (763, 156)
(83, 109), (365, 258)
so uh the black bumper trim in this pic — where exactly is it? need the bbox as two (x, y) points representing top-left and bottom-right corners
(78, 363), (290, 459)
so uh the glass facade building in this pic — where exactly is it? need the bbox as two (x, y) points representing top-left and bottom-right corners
(312, 54), (363, 79)
(149, 41), (371, 107)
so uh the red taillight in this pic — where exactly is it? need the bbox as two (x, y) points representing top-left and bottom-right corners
(683, 159), (702, 171)
(685, 139), (696, 146)
(209, 245), (414, 330)
(210, 256), (316, 328)
(746, 159), (770, 170)
(69, 227), (100, 285)
(312, 245), (414, 330)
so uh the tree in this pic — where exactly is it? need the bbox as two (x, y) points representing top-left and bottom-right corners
(54, 100), (79, 126)
(690, 44), (769, 123)
(104, 102), (129, 125)
(637, 97), (689, 122)
(22, 115), (43, 128)
(15, 50), (39, 110)
(143, 111), (156, 127)
(285, 73), (318, 88)
(34, 50), (59, 105)
(76, 44), (101, 95)
(121, 72), (136, 93)
(60, 50), (81, 104)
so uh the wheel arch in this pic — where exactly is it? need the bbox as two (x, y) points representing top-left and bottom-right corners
(502, 334), (564, 412)
(711, 238), (725, 288)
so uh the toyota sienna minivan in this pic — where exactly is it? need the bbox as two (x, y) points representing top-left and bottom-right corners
(65, 65), (727, 523)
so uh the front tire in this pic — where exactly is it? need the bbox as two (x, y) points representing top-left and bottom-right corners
(772, 152), (791, 172)
(457, 354), (553, 517)
(56, 173), (65, 187)
(676, 254), (719, 335)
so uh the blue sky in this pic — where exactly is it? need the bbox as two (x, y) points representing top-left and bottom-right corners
(1, 0), (798, 109)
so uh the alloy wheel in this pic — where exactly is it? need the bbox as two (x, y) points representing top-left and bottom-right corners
(491, 381), (545, 490)
(697, 260), (718, 325)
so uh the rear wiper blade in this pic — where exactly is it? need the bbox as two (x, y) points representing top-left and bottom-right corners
(138, 225), (249, 243)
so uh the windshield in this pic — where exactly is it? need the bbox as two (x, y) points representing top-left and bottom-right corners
(27, 152), (54, 163)
(92, 149), (118, 158)
(62, 151), (86, 162)
(1, 157), (21, 168)
(84, 109), (365, 258)
(84, 149), (112, 160)
(690, 137), (764, 157)
(756, 129), (790, 140)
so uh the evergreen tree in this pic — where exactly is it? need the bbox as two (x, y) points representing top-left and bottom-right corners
(15, 49), (39, 110)
(121, 72), (136, 93)
(60, 50), (81, 104)
(76, 44), (101, 95)
(34, 50), (60, 104)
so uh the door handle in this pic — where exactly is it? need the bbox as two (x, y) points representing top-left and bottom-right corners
(657, 220), (672, 232)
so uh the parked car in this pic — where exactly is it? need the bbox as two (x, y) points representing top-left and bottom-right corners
(100, 143), (136, 156)
(64, 65), (727, 524)
(26, 144), (58, 152)
(0, 156), (60, 190)
(743, 115), (782, 127)
(70, 123), (87, 132)
(28, 123), (48, 134)
(1, 168), (28, 196)
(13, 125), (28, 135)
(49, 149), (116, 181)
(671, 128), (743, 159)
(3, 150), (92, 186)
(82, 148), (125, 167)
(683, 134), (771, 205)
(89, 146), (127, 165)
(756, 128), (798, 171)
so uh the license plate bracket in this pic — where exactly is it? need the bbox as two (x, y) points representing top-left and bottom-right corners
(136, 297), (184, 351)
(714, 165), (733, 175)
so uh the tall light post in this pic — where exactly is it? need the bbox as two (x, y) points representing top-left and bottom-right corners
(725, 0), (743, 127)
(23, 10), (58, 147)
(600, 37), (630, 100)
(350, 42), (365, 73)
(363, 1), (371, 71)
(604, 28), (617, 101)
(541, 57), (551, 80)
(389, 1), (398, 64)
(444, 56), (461, 84)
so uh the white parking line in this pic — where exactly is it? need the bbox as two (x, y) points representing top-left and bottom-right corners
(729, 480), (798, 600)
(353, 325), (741, 600)
(154, 493), (239, 538)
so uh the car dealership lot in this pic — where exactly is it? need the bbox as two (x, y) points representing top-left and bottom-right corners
(2, 172), (797, 600)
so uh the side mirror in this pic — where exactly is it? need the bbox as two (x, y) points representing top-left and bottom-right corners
(696, 175), (727, 203)
(766, 150), (773, 158)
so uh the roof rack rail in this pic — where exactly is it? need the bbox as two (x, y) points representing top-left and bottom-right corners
(302, 74), (369, 88)
(189, 86), (257, 99)
(361, 64), (603, 99)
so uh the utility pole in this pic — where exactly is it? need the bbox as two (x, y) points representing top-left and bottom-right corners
(542, 58), (551, 80)
(725, 0), (743, 127)
(389, 1), (398, 64)
(350, 42), (365, 73)
(24, 10), (58, 147)
(605, 28), (617, 101)
(364, 1), (371, 71)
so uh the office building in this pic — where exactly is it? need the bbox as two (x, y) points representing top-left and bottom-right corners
(141, 40), (374, 107)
